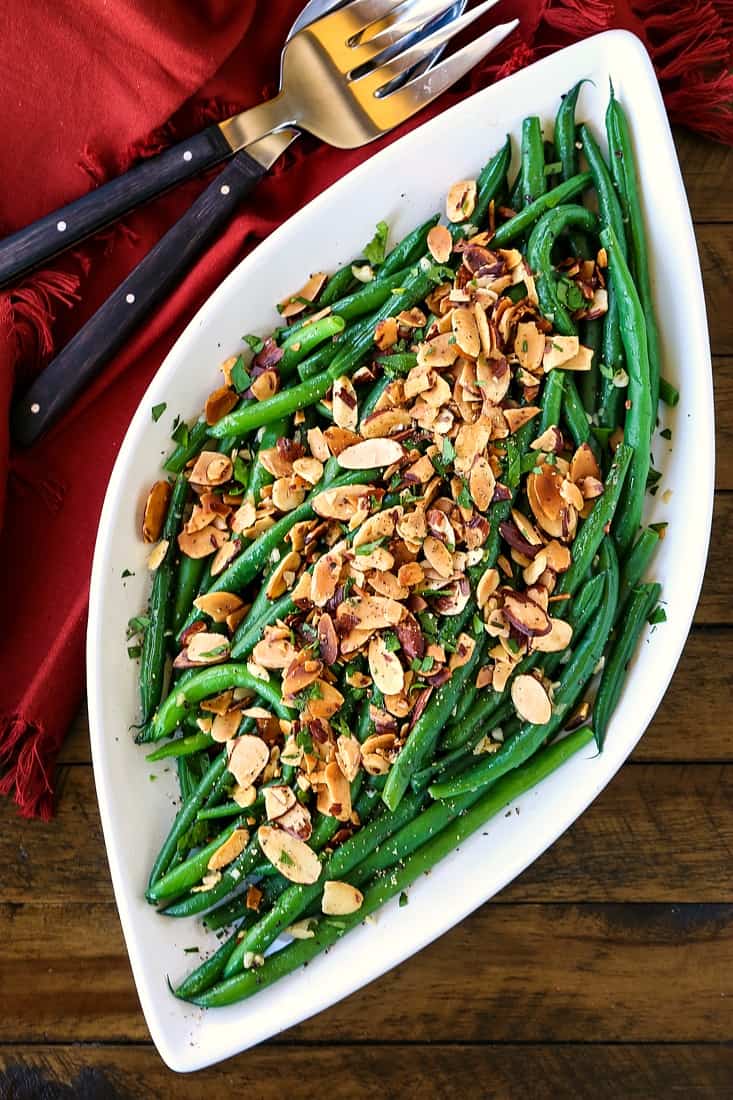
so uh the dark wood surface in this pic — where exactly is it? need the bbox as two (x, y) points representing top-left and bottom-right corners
(0, 127), (731, 1099)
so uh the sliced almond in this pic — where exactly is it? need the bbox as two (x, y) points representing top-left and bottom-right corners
(292, 457), (324, 486)
(322, 880), (364, 916)
(186, 631), (230, 665)
(189, 451), (233, 488)
(147, 539), (169, 572)
(207, 826), (249, 871)
(265, 549), (301, 599)
(368, 634), (405, 696)
(531, 617), (573, 653)
(312, 484), (371, 521)
(271, 477), (306, 513)
(469, 456), (496, 513)
(552, 344), (594, 372)
(446, 179), (477, 223)
(476, 566), (500, 608)
(511, 674), (552, 725)
(423, 535), (454, 579)
(360, 407), (412, 438)
(451, 306), (481, 358)
(264, 785), (296, 821)
(504, 406), (541, 433)
(306, 680), (345, 720)
(374, 317), (399, 351)
(257, 825), (322, 884)
(417, 332), (459, 370)
(515, 321), (545, 372)
(231, 499), (257, 534)
(570, 443), (601, 484)
(542, 335), (580, 372)
(279, 272), (328, 319)
(335, 734), (361, 783)
(338, 437), (405, 469)
(250, 369), (280, 402)
(316, 760), (352, 821)
(210, 537), (240, 578)
(353, 508), (398, 548)
(227, 734), (269, 788)
(332, 376), (358, 430)
(310, 549), (343, 607)
(211, 709), (244, 743)
(426, 224), (452, 263)
(205, 384), (238, 426)
(252, 635), (298, 669)
(323, 425), (363, 455)
(276, 802), (313, 841)
(142, 481), (172, 543)
(338, 595), (404, 630)
(307, 426), (330, 462)
(193, 591), (243, 624)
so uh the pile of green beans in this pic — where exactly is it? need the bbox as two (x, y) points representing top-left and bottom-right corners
(133, 84), (667, 1010)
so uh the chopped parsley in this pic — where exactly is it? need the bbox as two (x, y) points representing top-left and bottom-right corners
(649, 606), (667, 625)
(364, 220), (389, 267)
(121, 568), (135, 579)
(171, 417), (190, 448)
(243, 333), (264, 355)
(399, 892), (409, 908)
(230, 355), (251, 394)
(383, 631), (400, 653)
(151, 402), (167, 423)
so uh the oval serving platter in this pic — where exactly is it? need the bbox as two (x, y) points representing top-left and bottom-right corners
(88, 30), (714, 1072)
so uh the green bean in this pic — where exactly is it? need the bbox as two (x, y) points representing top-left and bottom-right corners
(600, 227), (652, 557)
(196, 802), (243, 821)
(223, 790), (425, 975)
(413, 705), (516, 792)
(472, 136), (512, 228)
(177, 756), (193, 802)
(557, 441), (632, 597)
(148, 818), (246, 902)
(147, 751), (228, 890)
(381, 633), (484, 811)
(187, 726), (593, 1006)
(360, 374), (391, 420)
(526, 204), (597, 336)
(607, 90), (661, 421)
(172, 554), (207, 636)
(149, 663), (292, 743)
(164, 419), (209, 474)
(555, 82), (587, 182)
(209, 267), (435, 441)
(562, 374), (597, 452)
(319, 262), (358, 306)
(230, 589), (294, 660)
(594, 582), (661, 749)
(323, 266), (414, 324)
(146, 730), (214, 761)
(617, 527), (661, 619)
(174, 928), (245, 1000)
(520, 117), (546, 207)
(296, 337), (347, 382)
(139, 474), (188, 723)
(491, 172), (592, 247)
(578, 316), (602, 414)
(431, 540), (618, 799)
(379, 215), (440, 277)
(538, 369), (565, 434)
(163, 834), (263, 918)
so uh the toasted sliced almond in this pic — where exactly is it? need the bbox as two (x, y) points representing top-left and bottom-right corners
(333, 376), (358, 430)
(316, 760), (352, 821)
(279, 272), (328, 319)
(259, 446), (293, 478)
(193, 591), (243, 624)
(511, 674), (552, 724)
(338, 595), (404, 630)
(427, 224), (452, 263)
(271, 477), (306, 513)
(306, 680), (345, 720)
(210, 537), (240, 577)
(476, 566), (500, 608)
(449, 633), (475, 671)
(205, 384), (238, 426)
(250, 369), (280, 401)
(335, 734), (361, 782)
(338, 437), (405, 469)
(252, 635), (298, 669)
(515, 321), (545, 372)
(231, 499), (257, 534)
(531, 617), (573, 653)
(189, 451), (233, 487)
(211, 709), (243, 743)
(553, 344), (594, 372)
(353, 508), (397, 548)
(312, 484), (371, 521)
(186, 632), (230, 665)
(265, 549), (301, 599)
(264, 785), (296, 821)
(227, 734), (269, 788)
(361, 407), (412, 438)
(570, 443), (601, 484)
(307, 426), (330, 462)
(147, 539), (169, 571)
(292, 457), (324, 485)
(322, 880), (364, 916)
(423, 535), (454, 579)
(527, 466), (576, 539)
(469, 456), (496, 513)
(277, 802), (313, 841)
(311, 549), (343, 607)
(374, 317), (399, 351)
(542, 335), (580, 372)
(417, 332), (459, 369)
(207, 826), (249, 871)
(368, 634), (405, 696)
(447, 179), (477, 223)
(142, 481), (172, 543)
(452, 306), (481, 358)
(504, 406), (541, 433)
(258, 825), (322, 884)
(361, 751), (390, 775)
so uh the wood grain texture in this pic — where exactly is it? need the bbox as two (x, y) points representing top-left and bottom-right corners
(1, 901), (731, 1043)
(1, 1043), (732, 1100)
(675, 127), (733, 223)
(3, 764), (730, 905)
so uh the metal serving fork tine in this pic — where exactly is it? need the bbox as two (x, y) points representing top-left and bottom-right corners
(352, 0), (504, 92)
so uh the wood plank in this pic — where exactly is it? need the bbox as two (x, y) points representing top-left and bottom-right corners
(699, 225), (733, 355)
(1, 1042), (732, 1100)
(3, 764), (731, 906)
(1, 901), (730, 1043)
(675, 126), (733, 224)
(695, 493), (731, 624)
(713, 357), (732, 491)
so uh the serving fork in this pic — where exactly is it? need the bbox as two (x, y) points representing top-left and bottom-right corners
(11, 0), (517, 445)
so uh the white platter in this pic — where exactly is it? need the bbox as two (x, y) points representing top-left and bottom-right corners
(87, 30), (714, 1072)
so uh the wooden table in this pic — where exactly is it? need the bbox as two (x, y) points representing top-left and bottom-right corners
(1, 128), (731, 1099)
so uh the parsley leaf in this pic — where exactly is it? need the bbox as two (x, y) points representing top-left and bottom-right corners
(171, 417), (190, 448)
(243, 333), (264, 355)
(151, 402), (167, 423)
(364, 220), (389, 267)
(649, 606), (667, 625)
(230, 355), (251, 394)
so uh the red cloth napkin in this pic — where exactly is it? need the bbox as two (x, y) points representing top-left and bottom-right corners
(1, 0), (731, 819)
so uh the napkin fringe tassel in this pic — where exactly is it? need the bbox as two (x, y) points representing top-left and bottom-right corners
(0, 713), (55, 820)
